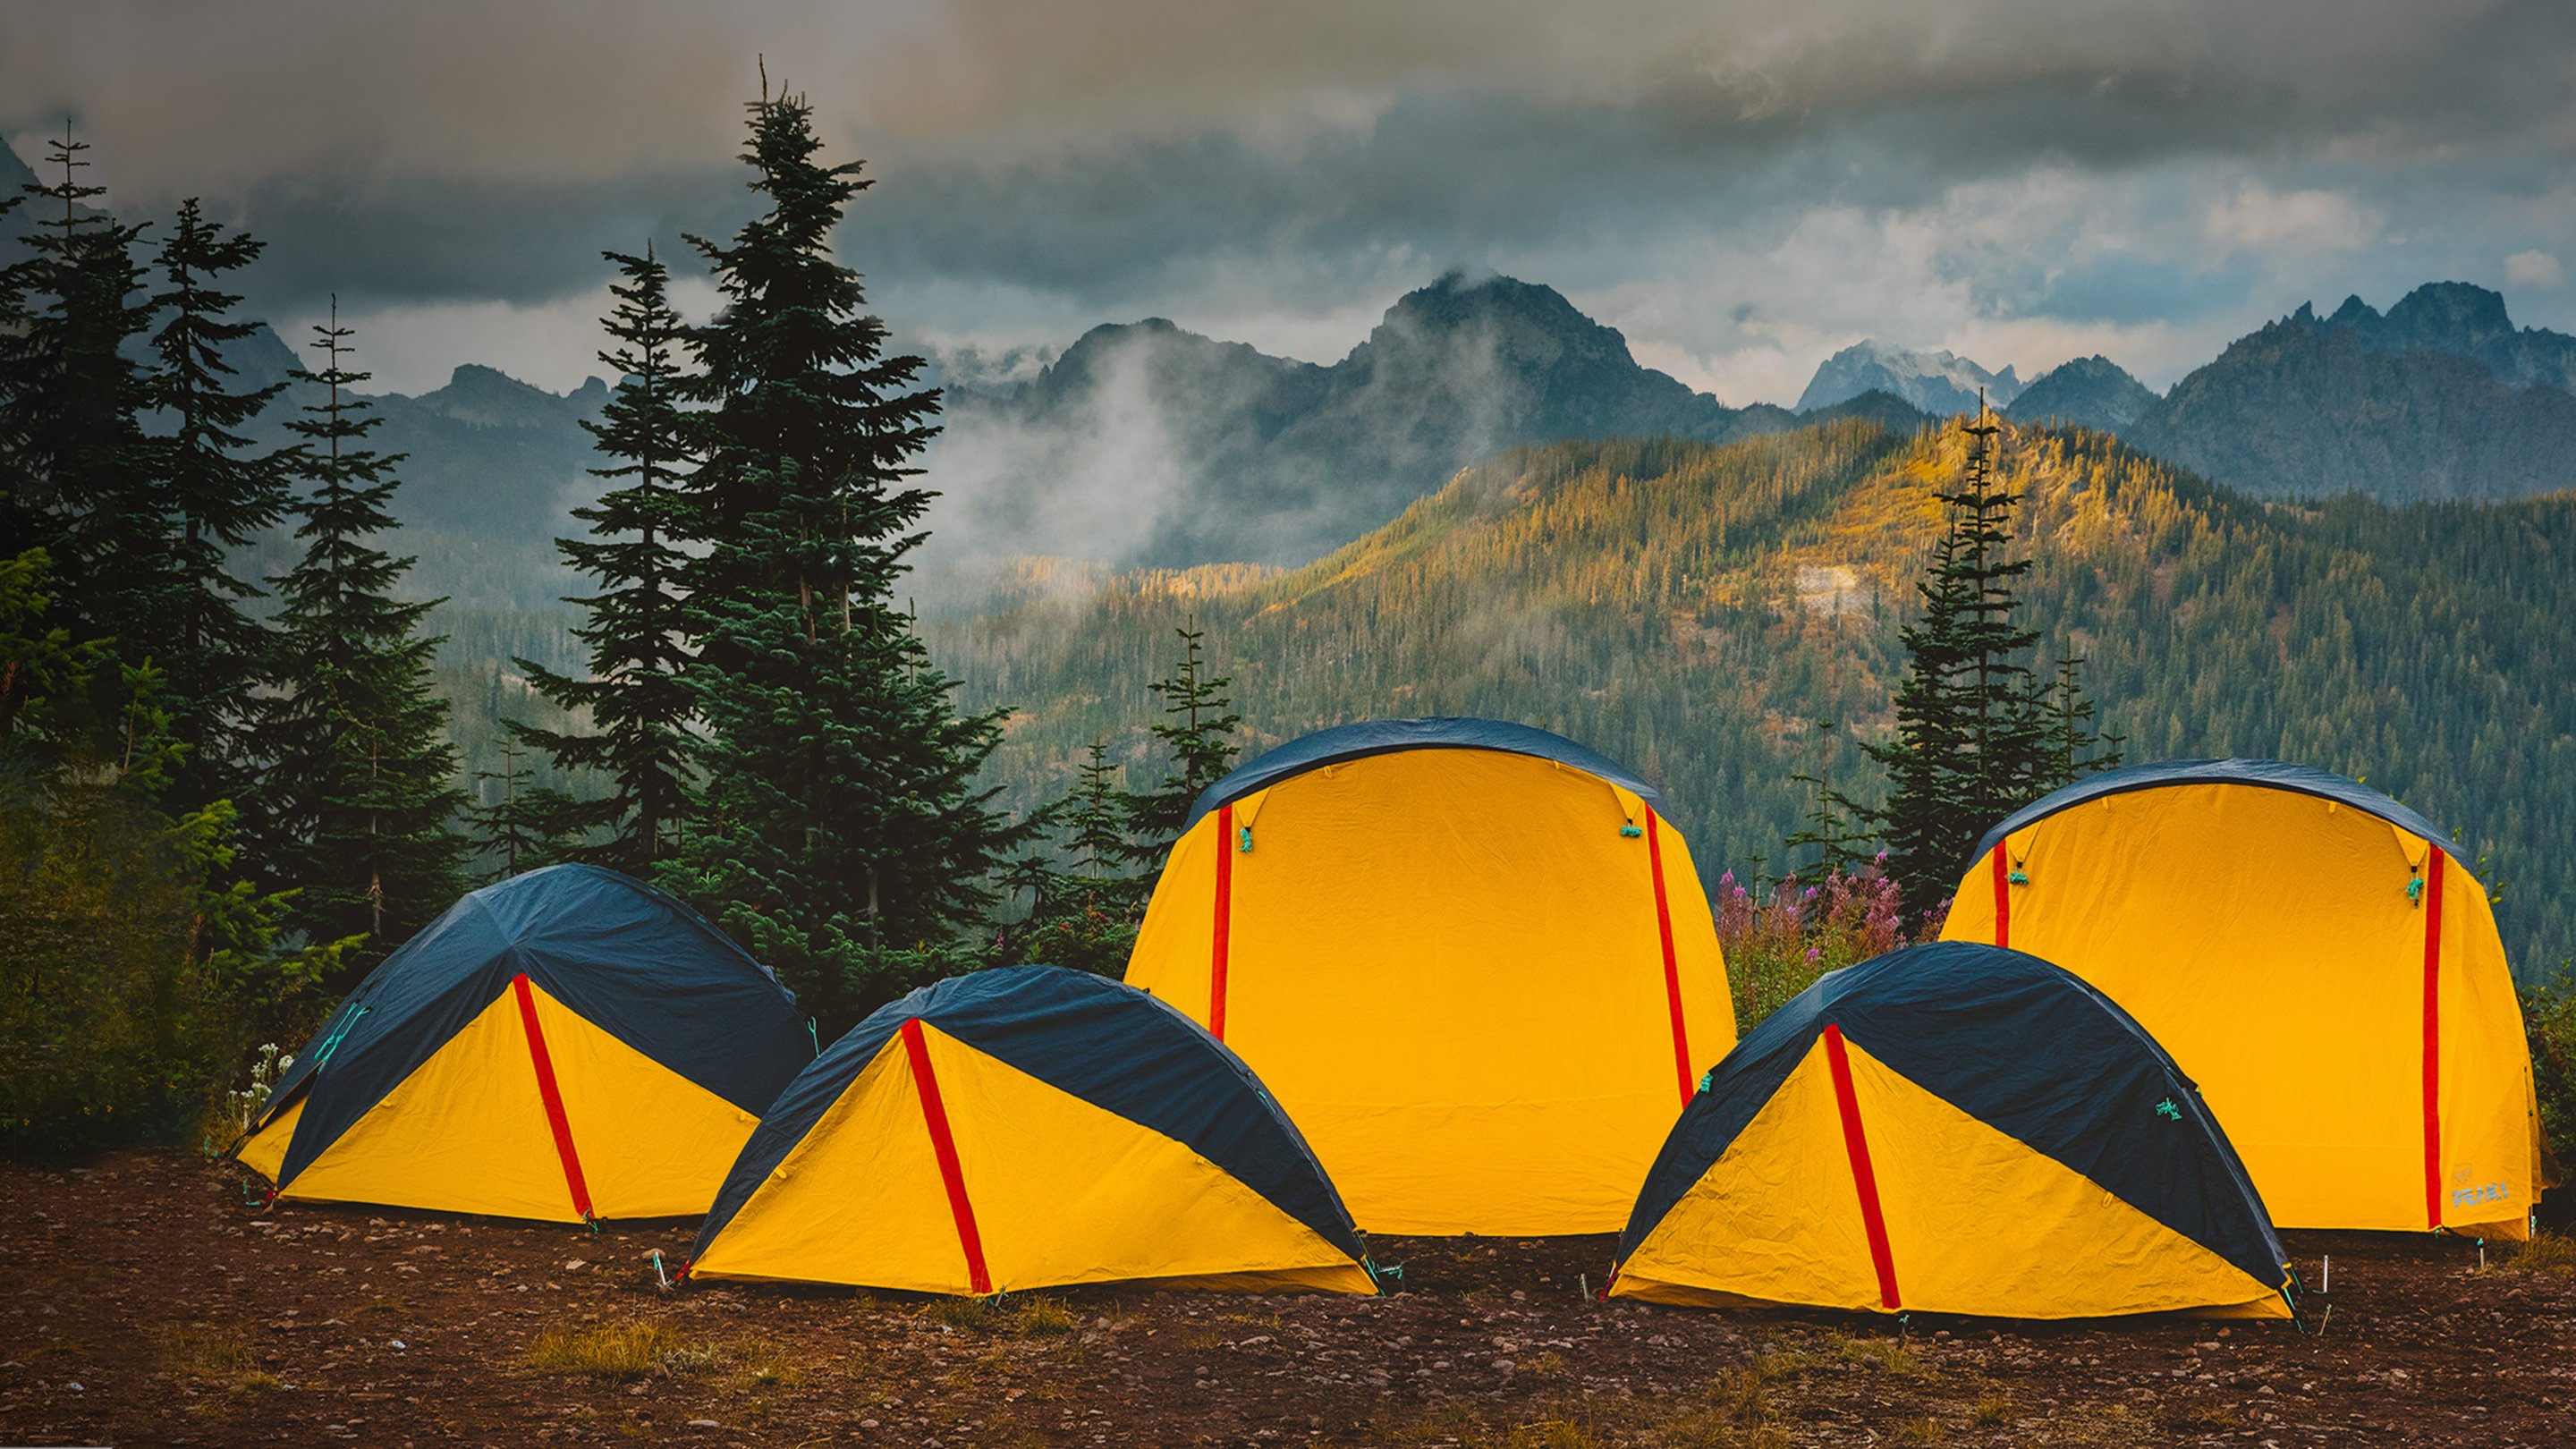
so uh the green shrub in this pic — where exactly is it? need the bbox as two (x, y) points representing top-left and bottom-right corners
(1, 550), (339, 1160)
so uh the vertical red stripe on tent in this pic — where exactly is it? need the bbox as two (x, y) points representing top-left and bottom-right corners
(1823, 1023), (1901, 1311)
(1990, 847), (2011, 949)
(2421, 851), (2446, 1232)
(1645, 810), (1693, 1105)
(510, 973), (593, 1222)
(901, 1018), (993, 1295)
(1209, 802), (1235, 1041)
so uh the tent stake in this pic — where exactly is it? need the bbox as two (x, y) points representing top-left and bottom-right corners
(2320, 1255), (2328, 1293)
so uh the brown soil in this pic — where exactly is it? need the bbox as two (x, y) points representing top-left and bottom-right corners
(3, 1152), (2570, 1446)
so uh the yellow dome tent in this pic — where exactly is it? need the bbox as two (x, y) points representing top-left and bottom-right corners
(1613, 943), (2296, 1319)
(1123, 718), (1734, 1235)
(1940, 759), (2545, 1240)
(236, 866), (814, 1222)
(685, 967), (1375, 1295)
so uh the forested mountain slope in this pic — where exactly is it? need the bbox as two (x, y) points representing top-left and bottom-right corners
(928, 419), (2576, 979)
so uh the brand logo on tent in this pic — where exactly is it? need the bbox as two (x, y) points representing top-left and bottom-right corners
(2154, 1097), (2182, 1121)
(2450, 1165), (2510, 1208)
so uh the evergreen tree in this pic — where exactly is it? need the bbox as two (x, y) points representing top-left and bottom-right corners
(1005, 740), (1146, 975)
(660, 86), (1022, 1030)
(1866, 406), (2054, 919)
(1117, 618), (1241, 868)
(0, 123), (169, 654)
(2034, 648), (2123, 795)
(467, 735), (566, 882)
(0, 181), (27, 548)
(146, 199), (294, 809)
(1785, 717), (1871, 876)
(245, 304), (465, 967)
(510, 246), (699, 869)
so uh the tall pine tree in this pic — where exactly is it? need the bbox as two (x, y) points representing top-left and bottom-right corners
(661, 85), (1022, 1030)
(510, 246), (700, 869)
(1004, 739), (1147, 976)
(1867, 406), (2090, 919)
(1117, 619), (1242, 869)
(0, 124), (169, 657)
(246, 303), (464, 967)
(146, 199), (294, 809)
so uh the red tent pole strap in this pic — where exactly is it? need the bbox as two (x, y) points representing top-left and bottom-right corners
(1209, 802), (1235, 1041)
(510, 974), (594, 1222)
(901, 1019), (993, 1295)
(1823, 1023), (1902, 1311)
(1990, 847), (2011, 949)
(2420, 851), (2445, 1232)
(1645, 809), (1692, 1104)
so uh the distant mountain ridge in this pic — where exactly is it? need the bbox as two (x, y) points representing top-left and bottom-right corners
(2004, 356), (2159, 435)
(931, 271), (1931, 571)
(216, 323), (611, 609)
(2124, 283), (2576, 503)
(1795, 340), (2021, 415)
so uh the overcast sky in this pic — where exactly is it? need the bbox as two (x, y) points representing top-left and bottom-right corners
(10, 0), (2574, 402)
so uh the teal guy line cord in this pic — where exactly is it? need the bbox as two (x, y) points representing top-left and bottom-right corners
(310, 1004), (369, 1070)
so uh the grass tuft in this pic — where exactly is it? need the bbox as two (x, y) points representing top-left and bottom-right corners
(2503, 1227), (2576, 1278)
(523, 1320), (684, 1377)
(1012, 1296), (1080, 1336)
(1829, 1329), (1937, 1379)
(916, 1293), (1082, 1338)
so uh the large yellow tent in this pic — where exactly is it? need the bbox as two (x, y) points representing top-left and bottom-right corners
(1124, 718), (1734, 1235)
(1613, 943), (2295, 1320)
(1941, 759), (2544, 1240)
(686, 966), (1375, 1295)
(237, 866), (813, 1222)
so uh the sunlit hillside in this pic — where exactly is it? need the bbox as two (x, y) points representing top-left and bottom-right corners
(926, 418), (2576, 979)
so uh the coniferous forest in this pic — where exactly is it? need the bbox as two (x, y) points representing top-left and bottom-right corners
(4, 91), (2573, 1174)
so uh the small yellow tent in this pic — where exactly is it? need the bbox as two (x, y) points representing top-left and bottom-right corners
(1613, 943), (2295, 1320)
(1123, 718), (1734, 1235)
(1941, 759), (2544, 1239)
(685, 967), (1375, 1295)
(237, 866), (812, 1222)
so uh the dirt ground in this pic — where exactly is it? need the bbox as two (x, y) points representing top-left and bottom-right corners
(3, 1154), (2571, 1447)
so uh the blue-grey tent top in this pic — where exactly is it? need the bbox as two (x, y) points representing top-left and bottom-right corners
(1184, 717), (1663, 832)
(1973, 758), (2467, 867)
(254, 864), (813, 1189)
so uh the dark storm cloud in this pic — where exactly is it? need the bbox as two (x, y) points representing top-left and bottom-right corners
(7, 0), (2572, 394)
(217, 165), (748, 318)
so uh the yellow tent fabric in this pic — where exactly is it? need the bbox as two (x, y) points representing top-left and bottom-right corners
(1614, 944), (2295, 1320)
(239, 982), (762, 1221)
(1123, 720), (1734, 1235)
(1941, 761), (2543, 1240)
(234, 865), (812, 1222)
(686, 967), (1377, 1296)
